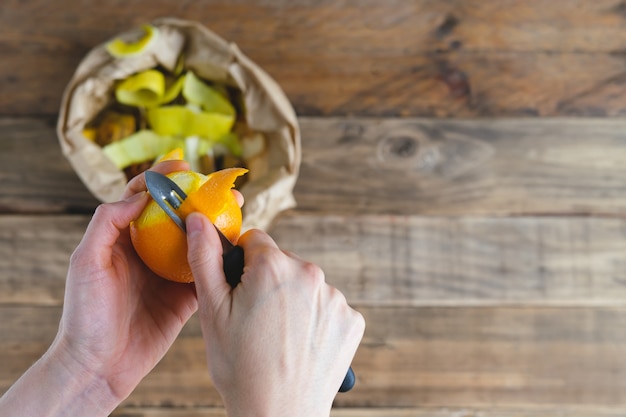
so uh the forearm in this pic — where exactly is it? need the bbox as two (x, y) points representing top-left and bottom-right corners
(0, 341), (120, 417)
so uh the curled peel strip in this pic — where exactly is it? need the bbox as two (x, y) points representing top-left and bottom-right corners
(105, 25), (158, 58)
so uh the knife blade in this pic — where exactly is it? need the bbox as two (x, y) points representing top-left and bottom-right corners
(144, 170), (355, 392)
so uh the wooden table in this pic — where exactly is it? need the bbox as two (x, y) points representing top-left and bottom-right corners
(4, 1), (626, 415)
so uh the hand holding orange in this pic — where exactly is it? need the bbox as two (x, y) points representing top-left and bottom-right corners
(130, 166), (247, 283)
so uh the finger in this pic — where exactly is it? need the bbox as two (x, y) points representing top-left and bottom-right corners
(237, 228), (280, 251)
(121, 160), (190, 199)
(186, 212), (232, 315)
(73, 192), (149, 268)
(281, 249), (306, 262)
(232, 189), (244, 208)
(235, 229), (290, 288)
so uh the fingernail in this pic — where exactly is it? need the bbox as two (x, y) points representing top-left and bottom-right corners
(186, 212), (205, 236)
(125, 191), (146, 203)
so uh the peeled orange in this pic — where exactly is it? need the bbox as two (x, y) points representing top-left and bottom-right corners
(131, 167), (248, 283)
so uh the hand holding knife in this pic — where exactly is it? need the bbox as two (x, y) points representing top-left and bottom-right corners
(144, 170), (356, 392)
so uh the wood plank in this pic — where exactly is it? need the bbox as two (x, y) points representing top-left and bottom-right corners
(0, 118), (99, 214)
(0, 216), (86, 305)
(112, 409), (227, 417)
(5, 117), (626, 216)
(273, 213), (626, 306)
(5, 305), (626, 408)
(110, 406), (626, 417)
(296, 118), (626, 216)
(6, 213), (626, 306)
(3, 0), (626, 117)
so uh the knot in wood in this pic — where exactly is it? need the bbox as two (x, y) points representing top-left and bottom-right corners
(379, 135), (419, 160)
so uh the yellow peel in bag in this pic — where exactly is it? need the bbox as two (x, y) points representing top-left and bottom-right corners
(146, 106), (187, 136)
(183, 71), (235, 116)
(115, 71), (185, 108)
(146, 106), (235, 140)
(82, 127), (97, 142)
(189, 110), (236, 139)
(102, 130), (181, 169)
(217, 132), (243, 157)
(160, 74), (186, 104)
(106, 25), (157, 58)
(116, 70), (165, 108)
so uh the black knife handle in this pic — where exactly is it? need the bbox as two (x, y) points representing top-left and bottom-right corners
(223, 245), (245, 288)
(222, 245), (356, 393)
(339, 366), (356, 392)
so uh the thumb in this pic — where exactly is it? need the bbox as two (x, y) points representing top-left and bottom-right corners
(186, 212), (232, 314)
(75, 191), (149, 268)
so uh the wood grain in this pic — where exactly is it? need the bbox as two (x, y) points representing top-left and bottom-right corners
(5, 305), (626, 408)
(273, 213), (626, 306)
(296, 118), (626, 216)
(3, 0), (626, 117)
(110, 407), (626, 417)
(5, 1), (626, 414)
(0, 216), (86, 305)
(0, 118), (99, 214)
(5, 117), (626, 216)
(6, 213), (626, 306)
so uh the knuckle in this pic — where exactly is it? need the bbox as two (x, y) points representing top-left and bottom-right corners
(326, 286), (365, 336)
(92, 202), (115, 222)
(238, 228), (264, 245)
(302, 261), (325, 285)
(255, 247), (288, 276)
(327, 284), (348, 304)
(69, 245), (85, 268)
(123, 175), (145, 197)
(351, 309), (366, 335)
(69, 243), (96, 273)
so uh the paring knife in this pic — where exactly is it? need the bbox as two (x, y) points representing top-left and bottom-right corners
(144, 170), (356, 392)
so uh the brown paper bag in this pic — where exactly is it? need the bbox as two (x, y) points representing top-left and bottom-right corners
(57, 17), (300, 231)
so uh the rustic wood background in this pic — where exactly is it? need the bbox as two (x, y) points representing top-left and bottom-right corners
(3, 0), (626, 415)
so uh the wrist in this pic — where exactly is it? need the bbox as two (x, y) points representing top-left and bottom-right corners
(0, 337), (121, 417)
(221, 389), (332, 417)
(48, 338), (121, 413)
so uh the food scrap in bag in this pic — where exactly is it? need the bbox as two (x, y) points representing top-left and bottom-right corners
(83, 25), (267, 185)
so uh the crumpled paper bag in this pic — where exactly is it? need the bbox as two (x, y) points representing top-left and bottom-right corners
(57, 17), (301, 231)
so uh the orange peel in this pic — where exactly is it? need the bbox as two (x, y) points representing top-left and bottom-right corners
(130, 167), (248, 283)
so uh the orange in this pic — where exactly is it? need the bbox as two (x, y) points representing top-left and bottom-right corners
(130, 167), (248, 283)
